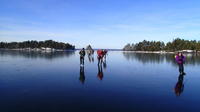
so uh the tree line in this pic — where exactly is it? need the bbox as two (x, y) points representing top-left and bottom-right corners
(0, 40), (75, 50)
(123, 52), (200, 65)
(123, 38), (200, 51)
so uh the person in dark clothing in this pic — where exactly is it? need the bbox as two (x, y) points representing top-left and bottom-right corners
(175, 52), (186, 74)
(103, 49), (108, 61)
(79, 48), (85, 65)
(174, 74), (185, 96)
(79, 66), (85, 84)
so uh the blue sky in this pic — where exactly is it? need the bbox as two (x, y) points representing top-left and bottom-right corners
(0, 0), (200, 48)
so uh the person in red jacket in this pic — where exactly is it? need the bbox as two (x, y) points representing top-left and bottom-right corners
(97, 49), (104, 65)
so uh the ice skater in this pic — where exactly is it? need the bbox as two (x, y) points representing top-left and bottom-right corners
(79, 48), (85, 66)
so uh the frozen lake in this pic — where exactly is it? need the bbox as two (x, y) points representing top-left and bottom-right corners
(0, 50), (200, 112)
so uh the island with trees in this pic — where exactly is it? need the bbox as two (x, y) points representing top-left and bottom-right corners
(123, 38), (200, 53)
(0, 40), (75, 51)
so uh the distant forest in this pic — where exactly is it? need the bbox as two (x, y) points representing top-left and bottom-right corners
(123, 38), (200, 51)
(0, 40), (75, 50)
